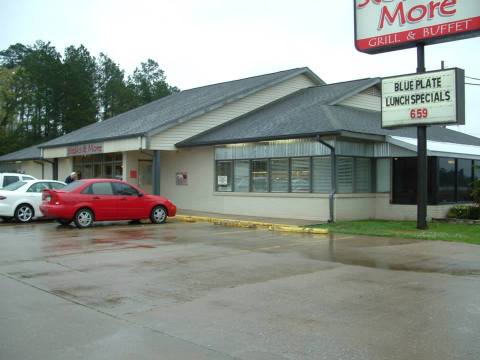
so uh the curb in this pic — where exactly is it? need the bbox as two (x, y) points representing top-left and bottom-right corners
(172, 215), (329, 235)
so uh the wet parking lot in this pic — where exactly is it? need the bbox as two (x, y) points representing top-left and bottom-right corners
(1, 220), (479, 360)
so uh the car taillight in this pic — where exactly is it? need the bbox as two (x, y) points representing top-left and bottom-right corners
(0, 196), (6, 200)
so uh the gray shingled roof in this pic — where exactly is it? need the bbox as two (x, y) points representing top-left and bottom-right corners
(40, 67), (323, 149)
(0, 144), (42, 162)
(177, 79), (480, 147)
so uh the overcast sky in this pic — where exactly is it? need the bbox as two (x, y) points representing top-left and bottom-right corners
(1, 0), (479, 137)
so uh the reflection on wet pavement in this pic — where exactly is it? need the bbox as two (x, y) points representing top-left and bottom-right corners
(1, 220), (480, 360)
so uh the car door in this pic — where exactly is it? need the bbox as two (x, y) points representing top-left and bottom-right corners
(26, 182), (51, 217)
(112, 182), (146, 219)
(82, 182), (118, 221)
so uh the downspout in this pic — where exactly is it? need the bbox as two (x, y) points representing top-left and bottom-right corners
(317, 135), (336, 223)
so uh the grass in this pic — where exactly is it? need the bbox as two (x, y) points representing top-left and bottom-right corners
(307, 220), (480, 245)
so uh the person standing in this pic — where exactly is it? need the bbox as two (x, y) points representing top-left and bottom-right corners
(65, 172), (78, 184)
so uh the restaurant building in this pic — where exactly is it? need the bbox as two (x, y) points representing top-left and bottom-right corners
(1, 67), (479, 221)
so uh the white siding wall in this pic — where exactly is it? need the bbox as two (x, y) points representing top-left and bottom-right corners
(150, 74), (317, 150)
(339, 93), (381, 112)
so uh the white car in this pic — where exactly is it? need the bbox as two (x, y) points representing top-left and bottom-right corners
(0, 173), (36, 188)
(0, 180), (66, 223)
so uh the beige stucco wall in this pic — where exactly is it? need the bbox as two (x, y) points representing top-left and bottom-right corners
(334, 193), (457, 221)
(58, 158), (73, 182)
(10, 160), (53, 180)
(123, 150), (154, 193)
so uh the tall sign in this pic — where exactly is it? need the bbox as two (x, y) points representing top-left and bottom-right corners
(382, 68), (465, 128)
(354, 0), (480, 54)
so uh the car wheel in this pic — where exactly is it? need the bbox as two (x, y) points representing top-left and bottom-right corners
(150, 206), (167, 224)
(15, 204), (34, 223)
(74, 209), (94, 229)
(57, 219), (71, 226)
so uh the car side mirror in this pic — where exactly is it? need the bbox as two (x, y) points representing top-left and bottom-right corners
(138, 192), (144, 197)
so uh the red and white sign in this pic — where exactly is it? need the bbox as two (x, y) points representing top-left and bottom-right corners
(67, 143), (103, 156)
(354, 0), (480, 54)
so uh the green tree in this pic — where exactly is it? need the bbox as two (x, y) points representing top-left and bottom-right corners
(96, 53), (136, 121)
(128, 59), (179, 106)
(62, 45), (98, 133)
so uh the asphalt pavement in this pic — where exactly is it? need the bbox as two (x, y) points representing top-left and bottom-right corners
(0, 220), (479, 360)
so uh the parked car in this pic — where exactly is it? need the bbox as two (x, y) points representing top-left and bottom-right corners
(0, 173), (36, 189)
(0, 180), (66, 223)
(40, 179), (177, 228)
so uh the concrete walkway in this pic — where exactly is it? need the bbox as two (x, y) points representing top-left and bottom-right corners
(177, 209), (321, 226)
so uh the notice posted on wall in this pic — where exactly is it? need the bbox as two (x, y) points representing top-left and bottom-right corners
(217, 176), (228, 186)
(381, 68), (465, 129)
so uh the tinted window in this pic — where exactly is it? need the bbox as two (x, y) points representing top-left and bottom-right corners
(49, 182), (66, 190)
(27, 182), (50, 193)
(291, 158), (311, 193)
(457, 159), (473, 202)
(271, 159), (289, 193)
(112, 182), (139, 196)
(234, 160), (250, 192)
(89, 182), (114, 195)
(3, 175), (20, 187)
(2, 181), (26, 191)
(312, 157), (331, 193)
(63, 181), (85, 192)
(438, 158), (456, 203)
(251, 160), (269, 192)
(216, 161), (233, 192)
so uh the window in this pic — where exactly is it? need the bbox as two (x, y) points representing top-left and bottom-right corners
(270, 159), (289, 192)
(475, 161), (480, 181)
(216, 161), (233, 192)
(355, 158), (372, 193)
(3, 175), (20, 187)
(457, 159), (473, 202)
(49, 182), (66, 190)
(376, 158), (391, 193)
(3, 181), (26, 191)
(291, 158), (311, 193)
(27, 182), (49, 193)
(234, 160), (250, 192)
(22, 176), (35, 181)
(336, 157), (354, 193)
(312, 157), (331, 193)
(63, 181), (85, 192)
(84, 182), (114, 195)
(73, 153), (123, 179)
(113, 182), (139, 196)
(251, 160), (269, 192)
(438, 158), (456, 203)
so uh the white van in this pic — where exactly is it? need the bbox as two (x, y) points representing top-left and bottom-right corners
(0, 173), (36, 189)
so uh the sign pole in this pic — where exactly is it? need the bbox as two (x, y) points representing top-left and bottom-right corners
(416, 44), (428, 230)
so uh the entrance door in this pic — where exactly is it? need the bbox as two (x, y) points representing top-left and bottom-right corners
(138, 160), (153, 194)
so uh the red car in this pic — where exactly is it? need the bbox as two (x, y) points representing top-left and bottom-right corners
(40, 179), (176, 228)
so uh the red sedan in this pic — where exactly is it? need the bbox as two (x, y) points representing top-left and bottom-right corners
(40, 179), (176, 228)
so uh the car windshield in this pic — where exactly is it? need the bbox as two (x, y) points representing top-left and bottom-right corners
(2, 181), (27, 191)
(61, 180), (85, 192)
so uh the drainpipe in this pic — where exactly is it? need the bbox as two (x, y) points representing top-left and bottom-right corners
(317, 135), (336, 223)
